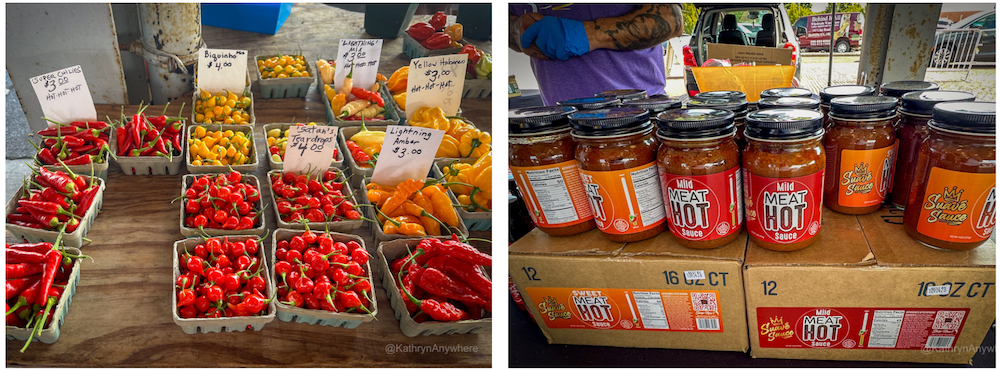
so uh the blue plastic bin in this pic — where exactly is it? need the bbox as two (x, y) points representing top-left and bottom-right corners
(202, 3), (293, 35)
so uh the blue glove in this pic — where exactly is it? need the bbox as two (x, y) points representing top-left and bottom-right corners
(520, 16), (591, 60)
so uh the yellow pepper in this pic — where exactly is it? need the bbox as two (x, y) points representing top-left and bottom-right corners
(467, 151), (491, 185)
(444, 24), (464, 44)
(442, 162), (473, 194)
(436, 135), (462, 158)
(340, 99), (371, 118)
(392, 91), (406, 111)
(409, 107), (450, 131)
(349, 122), (386, 156)
(459, 129), (492, 158)
(386, 66), (409, 94)
(330, 93), (347, 116)
(446, 117), (475, 140)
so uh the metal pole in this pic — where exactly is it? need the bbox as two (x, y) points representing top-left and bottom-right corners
(828, 4), (837, 86)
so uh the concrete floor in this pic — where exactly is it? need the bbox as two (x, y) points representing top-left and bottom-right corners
(6, 158), (33, 203)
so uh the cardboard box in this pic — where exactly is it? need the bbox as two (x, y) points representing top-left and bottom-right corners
(745, 207), (995, 364)
(707, 43), (793, 66)
(510, 228), (750, 352)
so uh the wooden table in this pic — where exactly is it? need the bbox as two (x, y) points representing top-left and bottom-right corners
(6, 94), (492, 366)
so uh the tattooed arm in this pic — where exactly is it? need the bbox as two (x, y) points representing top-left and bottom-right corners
(584, 4), (683, 51)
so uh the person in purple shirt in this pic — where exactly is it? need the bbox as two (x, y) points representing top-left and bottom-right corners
(510, 4), (683, 105)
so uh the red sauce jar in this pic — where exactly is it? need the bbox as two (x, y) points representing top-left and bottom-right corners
(823, 96), (898, 215)
(572, 107), (667, 242)
(688, 92), (749, 150)
(509, 106), (597, 236)
(820, 85), (877, 130)
(904, 102), (996, 250)
(743, 109), (826, 251)
(889, 90), (976, 208)
(656, 108), (742, 249)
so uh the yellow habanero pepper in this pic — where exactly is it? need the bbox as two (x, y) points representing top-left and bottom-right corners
(459, 129), (492, 158)
(386, 66), (408, 94)
(392, 91), (406, 111)
(330, 92), (347, 116)
(349, 121), (386, 156)
(446, 117), (475, 139)
(436, 135), (462, 158)
(444, 24), (464, 44)
(410, 107), (449, 131)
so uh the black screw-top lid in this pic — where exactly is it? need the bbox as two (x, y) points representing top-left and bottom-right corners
(746, 109), (825, 140)
(569, 107), (652, 137)
(687, 97), (749, 116)
(900, 90), (977, 116)
(623, 97), (683, 114)
(758, 96), (822, 110)
(695, 90), (747, 101)
(829, 96), (898, 119)
(880, 80), (940, 98)
(760, 87), (814, 98)
(930, 102), (996, 134)
(556, 96), (621, 110)
(509, 106), (578, 134)
(820, 85), (877, 104)
(655, 108), (736, 139)
(596, 89), (647, 102)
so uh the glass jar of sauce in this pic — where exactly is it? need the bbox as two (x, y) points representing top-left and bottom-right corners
(571, 107), (667, 242)
(556, 96), (621, 111)
(879, 80), (940, 99)
(760, 87), (815, 99)
(904, 102), (996, 251)
(889, 90), (977, 208)
(820, 85), (877, 130)
(509, 106), (596, 236)
(596, 89), (647, 103)
(656, 109), (742, 249)
(688, 96), (749, 150)
(623, 97), (683, 118)
(757, 96), (822, 111)
(823, 96), (898, 215)
(743, 109), (826, 251)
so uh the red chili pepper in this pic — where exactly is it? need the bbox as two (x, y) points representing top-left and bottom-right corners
(18, 200), (75, 218)
(75, 185), (101, 218)
(37, 125), (80, 137)
(5, 279), (42, 317)
(407, 22), (436, 41)
(6, 242), (54, 254)
(429, 256), (491, 299)
(5, 276), (38, 301)
(429, 11), (447, 31)
(36, 167), (75, 193)
(399, 273), (464, 322)
(421, 32), (452, 50)
(351, 87), (385, 107)
(131, 103), (149, 150)
(37, 147), (59, 165)
(34, 249), (63, 306)
(418, 267), (490, 307)
(70, 120), (109, 130)
(433, 237), (492, 266)
(6, 249), (47, 264)
(62, 153), (93, 165)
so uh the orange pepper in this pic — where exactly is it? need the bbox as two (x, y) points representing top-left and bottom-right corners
(422, 185), (459, 228)
(376, 73), (387, 82)
(378, 178), (423, 216)
(366, 189), (392, 205)
(386, 66), (409, 94)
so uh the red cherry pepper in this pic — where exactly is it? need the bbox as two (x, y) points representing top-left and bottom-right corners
(421, 33), (452, 50)
(407, 22), (436, 41)
(429, 11), (447, 31)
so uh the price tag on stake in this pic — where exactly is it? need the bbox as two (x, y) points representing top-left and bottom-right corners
(370, 126), (445, 187)
(197, 48), (248, 94)
(29, 65), (97, 127)
(283, 125), (339, 179)
(405, 54), (467, 120)
(334, 39), (383, 95)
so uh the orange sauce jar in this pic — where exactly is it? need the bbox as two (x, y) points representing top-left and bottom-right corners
(820, 85), (876, 130)
(656, 108), (742, 249)
(571, 107), (667, 242)
(889, 90), (976, 208)
(688, 92), (749, 150)
(509, 106), (597, 236)
(743, 109), (826, 251)
(904, 102), (996, 251)
(823, 96), (898, 215)
(623, 97), (683, 118)
(596, 89), (647, 103)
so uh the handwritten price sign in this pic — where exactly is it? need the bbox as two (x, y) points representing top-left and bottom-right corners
(405, 54), (467, 120)
(334, 39), (383, 95)
(197, 48), (248, 94)
(283, 125), (339, 179)
(29, 65), (97, 127)
(371, 126), (444, 187)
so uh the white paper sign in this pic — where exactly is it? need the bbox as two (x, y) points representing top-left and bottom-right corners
(925, 285), (951, 296)
(29, 65), (97, 127)
(283, 125), (339, 178)
(405, 54), (467, 120)
(334, 39), (383, 95)
(370, 126), (445, 187)
(684, 270), (706, 280)
(197, 48), (248, 94)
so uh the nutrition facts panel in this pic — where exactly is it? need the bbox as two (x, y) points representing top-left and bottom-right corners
(868, 310), (905, 348)
(630, 165), (666, 227)
(524, 167), (578, 225)
(633, 291), (669, 329)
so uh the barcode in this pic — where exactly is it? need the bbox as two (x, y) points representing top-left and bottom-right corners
(697, 318), (720, 330)
(925, 336), (954, 349)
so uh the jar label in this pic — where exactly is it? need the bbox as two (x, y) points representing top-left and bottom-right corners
(511, 160), (594, 229)
(837, 141), (898, 208)
(525, 286), (724, 332)
(916, 167), (996, 243)
(579, 162), (667, 235)
(659, 166), (743, 242)
(744, 170), (824, 244)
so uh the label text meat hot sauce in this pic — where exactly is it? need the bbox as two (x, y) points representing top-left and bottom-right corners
(571, 107), (667, 242)
(743, 109), (826, 251)
(904, 102), (996, 250)
(509, 106), (596, 236)
(655, 108), (742, 249)
(823, 96), (899, 215)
